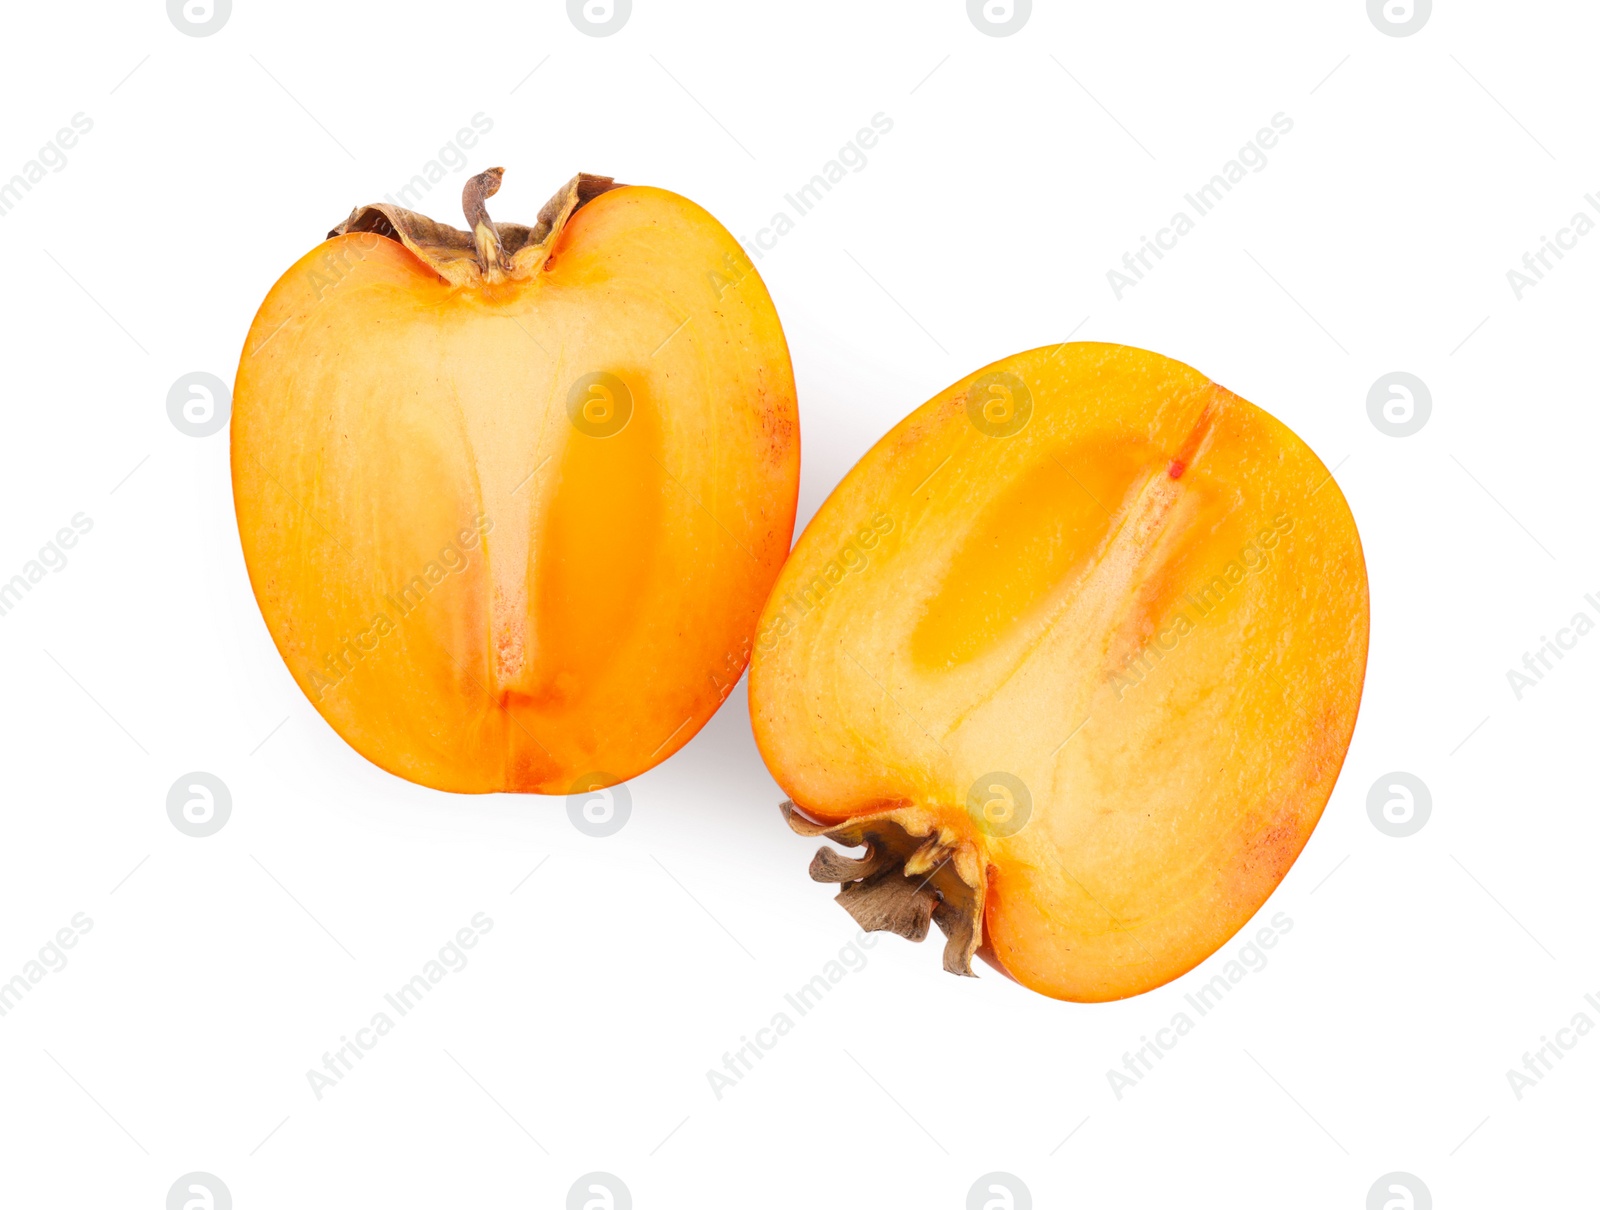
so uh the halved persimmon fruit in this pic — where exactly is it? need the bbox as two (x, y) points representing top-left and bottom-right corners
(749, 343), (1366, 1002)
(234, 170), (798, 793)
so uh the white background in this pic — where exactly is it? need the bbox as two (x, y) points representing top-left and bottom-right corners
(0, 1), (1593, 1206)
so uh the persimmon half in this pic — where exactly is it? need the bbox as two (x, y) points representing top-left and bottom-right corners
(233, 170), (798, 793)
(749, 343), (1367, 1002)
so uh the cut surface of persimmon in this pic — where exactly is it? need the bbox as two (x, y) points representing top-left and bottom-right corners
(749, 343), (1367, 1002)
(233, 170), (798, 794)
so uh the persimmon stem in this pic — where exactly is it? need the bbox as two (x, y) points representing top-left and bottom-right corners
(332, 172), (623, 288)
(464, 167), (508, 280)
(781, 801), (986, 976)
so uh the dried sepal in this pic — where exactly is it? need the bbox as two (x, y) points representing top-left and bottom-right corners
(780, 800), (987, 976)
(328, 171), (623, 287)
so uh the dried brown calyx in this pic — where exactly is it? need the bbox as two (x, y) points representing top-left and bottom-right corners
(328, 169), (624, 287)
(781, 801), (988, 976)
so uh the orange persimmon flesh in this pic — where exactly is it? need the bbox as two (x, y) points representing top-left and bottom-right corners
(234, 175), (798, 793)
(750, 343), (1366, 1002)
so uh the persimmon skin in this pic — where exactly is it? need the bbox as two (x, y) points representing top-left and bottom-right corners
(233, 185), (798, 794)
(750, 343), (1367, 1002)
